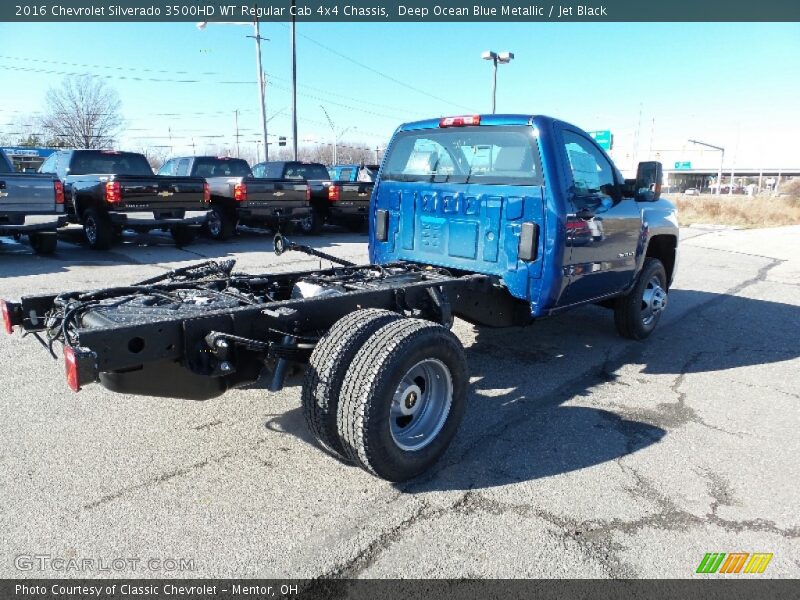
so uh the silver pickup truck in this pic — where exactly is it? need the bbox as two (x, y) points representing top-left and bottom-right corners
(0, 149), (66, 254)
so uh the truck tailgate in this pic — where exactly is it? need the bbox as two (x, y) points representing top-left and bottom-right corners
(113, 175), (206, 210)
(0, 173), (59, 213)
(241, 180), (307, 207)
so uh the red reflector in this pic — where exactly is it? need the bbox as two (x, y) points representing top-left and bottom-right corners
(328, 184), (340, 202)
(1, 300), (13, 335)
(305, 185), (311, 202)
(439, 115), (481, 128)
(234, 182), (247, 202)
(105, 181), (121, 203)
(64, 346), (80, 392)
(54, 180), (65, 204)
(203, 182), (211, 202)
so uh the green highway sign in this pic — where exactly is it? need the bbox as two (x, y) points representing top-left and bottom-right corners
(674, 161), (692, 170)
(587, 130), (613, 150)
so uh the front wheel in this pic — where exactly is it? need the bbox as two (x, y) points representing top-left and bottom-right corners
(298, 209), (324, 236)
(337, 318), (468, 481)
(28, 232), (57, 255)
(614, 258), (668, 340)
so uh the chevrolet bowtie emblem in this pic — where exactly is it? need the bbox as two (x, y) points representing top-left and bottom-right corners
(273, 192), (284, 197)
(157, 190), (174, 197)
(0, 191), (8, 198)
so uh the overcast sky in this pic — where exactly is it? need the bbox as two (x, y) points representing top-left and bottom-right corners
(1, 21), (798, 170)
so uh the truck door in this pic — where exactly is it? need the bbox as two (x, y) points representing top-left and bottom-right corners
(558, 127), (641, 304)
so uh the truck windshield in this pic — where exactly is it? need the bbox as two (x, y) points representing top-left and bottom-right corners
(192, 158), (252, 178)
(284, 163), (331, 180)
(69, 152), (154, 176)
(382, 126), (542, 186)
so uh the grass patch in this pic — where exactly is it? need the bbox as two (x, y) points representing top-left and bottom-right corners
(673, 194), (800, 228)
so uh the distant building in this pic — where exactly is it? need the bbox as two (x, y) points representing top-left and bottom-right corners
(0, 146), (58, 172)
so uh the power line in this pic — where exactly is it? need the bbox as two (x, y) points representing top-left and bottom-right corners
(0, 54), (420, 116)
(278, 24), (472, 111)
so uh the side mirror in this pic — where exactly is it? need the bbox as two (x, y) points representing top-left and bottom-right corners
(635, 161), (663, 201)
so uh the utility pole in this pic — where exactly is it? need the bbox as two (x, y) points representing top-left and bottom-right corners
(252, 19), (269, 162)
(234, 109), (240, 158)
(375, 146), (380, 163)
(290, 0), (298, 161)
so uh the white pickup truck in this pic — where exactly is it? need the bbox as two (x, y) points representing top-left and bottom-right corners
(0, 149), (66, 254)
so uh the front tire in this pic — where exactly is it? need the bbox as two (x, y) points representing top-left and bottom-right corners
(28, 232), (57, 255)
(337, 318), (468, 481)
(302, 309), (402, 459)
(82, 208), (113, 250)
(614, 258), (668, 340)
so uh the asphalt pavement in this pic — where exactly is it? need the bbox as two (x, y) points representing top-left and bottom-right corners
(0, 223), (798, 579)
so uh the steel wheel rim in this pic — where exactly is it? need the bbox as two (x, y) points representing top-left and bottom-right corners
(208, 210), (222, 237)
(641, 276), (667, 326)
(390, 358), (453, 452)
(300, 215), (313, 232)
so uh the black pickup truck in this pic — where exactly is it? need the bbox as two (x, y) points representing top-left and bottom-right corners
(252, 161), (372, 235)
(0, 149), (66, 254)
(38, 150), (210, 249)
(158, 156), (310, 240)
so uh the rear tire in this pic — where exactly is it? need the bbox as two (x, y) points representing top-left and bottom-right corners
(28, 232), (57, 255)
(337, 319), (468, 481)
(302, 309), (402, 459)
(206, 206), (235, 240)
(299, 209), (324, 236)
(170, 226), (197, 247)
(614, 258), (668, 340)
(82, 208), (113, 250)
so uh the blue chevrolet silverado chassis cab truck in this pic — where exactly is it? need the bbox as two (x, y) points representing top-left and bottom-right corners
(2, 114), (678, 481)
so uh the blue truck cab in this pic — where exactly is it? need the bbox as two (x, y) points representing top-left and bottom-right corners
(370, 114), (678, 338)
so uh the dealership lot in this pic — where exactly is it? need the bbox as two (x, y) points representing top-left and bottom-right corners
(1, 224), (798, 578)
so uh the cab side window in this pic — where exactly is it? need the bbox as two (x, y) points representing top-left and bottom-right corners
(562, 131), (619, 208)
(158, 160), (175, 176)
(176, 159), (190, 176)
(39, 154), (57, 175)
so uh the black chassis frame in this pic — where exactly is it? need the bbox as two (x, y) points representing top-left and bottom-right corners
(8, 261), (530, 400)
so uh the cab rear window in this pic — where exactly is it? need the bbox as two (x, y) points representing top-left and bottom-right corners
(69, 152), (153, 176)
(382, 126), (542, 185)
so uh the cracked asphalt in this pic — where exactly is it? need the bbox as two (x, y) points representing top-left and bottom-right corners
(1, 223), (798, 579)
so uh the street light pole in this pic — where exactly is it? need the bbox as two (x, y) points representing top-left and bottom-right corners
(688, 139), (725, 196)
(482, 50), (514, 114)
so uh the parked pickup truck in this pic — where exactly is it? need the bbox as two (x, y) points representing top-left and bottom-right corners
(158, 156), (310, 240)
(0, 148), (66, 255)
(252, 160), (372, 234)
(38, 150), (210, 249)
(3, 114), (678, 482)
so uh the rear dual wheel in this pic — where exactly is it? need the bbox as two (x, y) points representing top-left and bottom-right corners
(302, 310), (468, 481)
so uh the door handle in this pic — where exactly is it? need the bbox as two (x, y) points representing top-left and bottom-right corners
(576, 207), (595, 220)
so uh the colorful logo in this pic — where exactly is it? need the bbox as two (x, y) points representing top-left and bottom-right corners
(696, 552), (773, 574)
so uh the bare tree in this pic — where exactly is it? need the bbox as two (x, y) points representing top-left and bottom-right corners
(40, 75), (123, 149)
